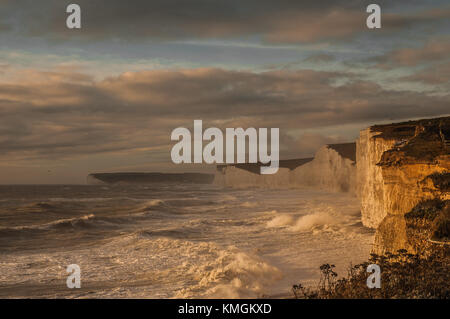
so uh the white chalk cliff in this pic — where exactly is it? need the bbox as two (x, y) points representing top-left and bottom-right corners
(291, 144), (356, 193)
(356, 117), (449, 254)
(356, 128), (398, 228)
(214, 117), (449, 255)
(214, 143), (356, 194)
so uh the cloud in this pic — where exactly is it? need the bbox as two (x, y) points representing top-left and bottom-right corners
(0, 64), (9, 74)
(372, 37), (450, 67)
(382, 7), (450, 30)
(2, 0), (449, 43)
(303, 54), (335, 63)
(401, 62), (450, 85)
(0, 21), (10, 32)
(0, 67), (448, 163)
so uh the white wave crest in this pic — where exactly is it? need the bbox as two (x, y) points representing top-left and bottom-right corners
(291, 211), (337, 231)
(177, 248), (283, 298)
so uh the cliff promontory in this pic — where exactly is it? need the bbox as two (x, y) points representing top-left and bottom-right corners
(356, 117), (449, 255)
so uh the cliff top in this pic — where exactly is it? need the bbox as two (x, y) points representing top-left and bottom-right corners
(371, 116), (449, 140)
(376, 116), (450, 165)
(327, 143), (356, 162)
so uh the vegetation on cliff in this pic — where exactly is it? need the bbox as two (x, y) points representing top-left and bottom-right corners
(429, 172), (450, 192)
(377, 116), (449, 165)
(405, 199), (450, 248)
(292, 249), (449, 299)
(432, 208), (449, 243)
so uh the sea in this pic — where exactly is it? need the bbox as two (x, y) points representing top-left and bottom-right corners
(0, 184), (374, 298)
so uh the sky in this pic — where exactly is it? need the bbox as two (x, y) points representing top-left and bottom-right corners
(0, 0), (449, 184)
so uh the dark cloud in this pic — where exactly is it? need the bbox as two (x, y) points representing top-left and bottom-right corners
(0, 21), (10, 32)
(0, 67), (448, 161)
(303, 54), (335, 63)
(371, 36), (450, 67)
(382, 7), (450, 30)
(1, 0), (448, 43)
(401, 62), (450, 85)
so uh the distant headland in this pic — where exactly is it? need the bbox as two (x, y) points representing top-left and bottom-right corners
(87, 172), (214, 185)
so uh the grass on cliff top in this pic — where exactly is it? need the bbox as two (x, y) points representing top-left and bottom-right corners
(292, 250), (449, 299)
(371, 124), (416, 140)
(374, 117), (449, 164)
(371, 116), (449, 140)
(400, 126), (447, 161)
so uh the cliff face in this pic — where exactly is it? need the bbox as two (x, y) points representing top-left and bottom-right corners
(214, 143), (356, 193)
(356, 117), (450, 255)
(373, 200), (450, 256)
(357, 128), (398, 228)
(292, 144), (356, 193)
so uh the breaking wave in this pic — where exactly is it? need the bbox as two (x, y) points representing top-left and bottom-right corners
(291, 211), (338, 232)
(174, 245), (283, 298)
(0, 214), (96, 234)
(266, 206), (359, 233)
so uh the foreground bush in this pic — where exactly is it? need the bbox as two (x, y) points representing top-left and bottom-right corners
(292, 249), (449, 299)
